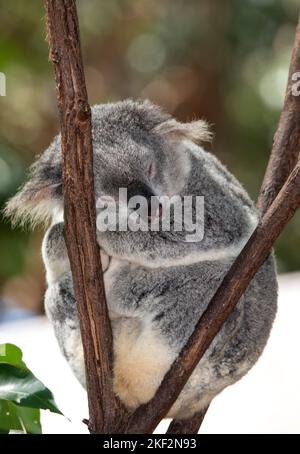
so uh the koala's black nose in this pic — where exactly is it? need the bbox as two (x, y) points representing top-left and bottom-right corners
(127, 181), (154, 203)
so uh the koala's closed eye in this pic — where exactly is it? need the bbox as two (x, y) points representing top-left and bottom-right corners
(127, 181), (155, 203)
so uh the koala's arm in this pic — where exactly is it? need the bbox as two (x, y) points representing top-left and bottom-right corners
(97, 229), (198, 268)
(42, 222), (110, 284)
(97, 150), (258, 268)
(42, 223), (111, 386)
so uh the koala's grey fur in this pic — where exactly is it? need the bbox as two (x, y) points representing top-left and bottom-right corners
(6, 99), (277, 419)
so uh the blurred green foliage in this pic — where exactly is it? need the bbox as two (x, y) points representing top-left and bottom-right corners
(0, 0), (299, 305)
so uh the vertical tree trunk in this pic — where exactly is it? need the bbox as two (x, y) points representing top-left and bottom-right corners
(44, 0), (125, 433)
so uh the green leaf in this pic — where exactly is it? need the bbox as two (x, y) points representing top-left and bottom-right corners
(0, 399), (41, 434)
(0, 343), (62, 434)
(0, 364), (62, 415)
(14, 405), (42, 434)
(0, 343), (26, 367)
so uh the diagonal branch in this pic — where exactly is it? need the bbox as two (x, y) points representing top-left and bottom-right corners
(166, 407), (209, 434)
(44, 0), (125, 433)
(258, 16), (300, 214)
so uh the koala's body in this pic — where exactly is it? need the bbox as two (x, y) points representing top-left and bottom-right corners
(7, 100), (277, 419)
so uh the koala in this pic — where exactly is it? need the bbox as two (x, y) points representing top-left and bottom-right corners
(6, 100), (277, 419)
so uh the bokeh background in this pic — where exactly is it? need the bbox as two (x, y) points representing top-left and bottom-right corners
(0, 0), (299, 318)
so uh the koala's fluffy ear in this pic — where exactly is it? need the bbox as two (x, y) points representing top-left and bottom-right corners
(4, 140), (63, 228)
(5, 180), (62, 229)
(152, 118), (213, 144)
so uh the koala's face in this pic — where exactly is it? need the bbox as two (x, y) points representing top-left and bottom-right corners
(5, 100), (210, 227)
(93, 130), (168, 204)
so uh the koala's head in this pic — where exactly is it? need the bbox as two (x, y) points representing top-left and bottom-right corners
(5, 99), (211, 227)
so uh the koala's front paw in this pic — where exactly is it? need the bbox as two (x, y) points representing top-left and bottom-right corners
(42, 222), (70, 284)
(44, 222), (66, 256)
(113, 323), (175, 409)
(113, 360), (158, 409)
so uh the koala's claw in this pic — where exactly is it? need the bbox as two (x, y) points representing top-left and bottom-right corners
(100, 249), (110, 272)
(42, 222), (70, 283)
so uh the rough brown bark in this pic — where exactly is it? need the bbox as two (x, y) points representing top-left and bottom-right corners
(166, 407), (209, 434)
(44, 0), (125, 433)
(258, 16), (300, 213)
(125, 162), (300, 434)
(167, 406), (210, 435)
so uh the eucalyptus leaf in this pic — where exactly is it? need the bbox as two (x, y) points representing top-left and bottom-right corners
(0, 343), (26, 368)
(0, 364), (62, 414)
(0, 399), (41, 434)
(14, 404), (42, 434)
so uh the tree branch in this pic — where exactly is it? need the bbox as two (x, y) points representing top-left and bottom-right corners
(44, 0), (125, 433)
(166, 407), (209, 434)
(258, 16), (300, 214)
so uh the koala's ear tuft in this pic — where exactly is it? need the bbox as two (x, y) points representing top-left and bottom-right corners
(4, 139), (63, 228)
(4, 180), (62, 229)
(152, 119), (213, 144)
